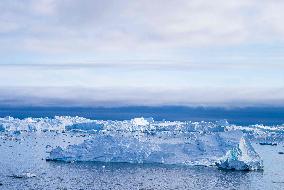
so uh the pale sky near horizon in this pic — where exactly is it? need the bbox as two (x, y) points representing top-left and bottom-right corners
(0, 0), (284, 107)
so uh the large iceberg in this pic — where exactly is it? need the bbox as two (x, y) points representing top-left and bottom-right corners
(47, 130), (263, 170)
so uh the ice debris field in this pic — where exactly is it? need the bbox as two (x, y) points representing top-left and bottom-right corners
(1, 116), (284, 171)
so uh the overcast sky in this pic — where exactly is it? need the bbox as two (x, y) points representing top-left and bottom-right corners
(0, 0), (284, 107)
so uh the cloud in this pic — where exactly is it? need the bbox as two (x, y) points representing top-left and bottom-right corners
(1, 0), (284, 54)
(0, 0), (284, 107)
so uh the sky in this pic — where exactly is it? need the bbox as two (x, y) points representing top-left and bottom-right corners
(0, 0), (284, 107)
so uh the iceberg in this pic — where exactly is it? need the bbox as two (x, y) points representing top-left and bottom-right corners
(47, 130), (263, 170)
(131, 117), (152, 126)
(216, 136), (263, 170)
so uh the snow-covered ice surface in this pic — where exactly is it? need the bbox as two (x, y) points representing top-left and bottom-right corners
(0, 116), (284, 189)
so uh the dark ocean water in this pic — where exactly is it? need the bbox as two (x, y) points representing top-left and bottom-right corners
(0, 106), (283, 125)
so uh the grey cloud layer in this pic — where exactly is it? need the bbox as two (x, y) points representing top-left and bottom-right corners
(0, 87), (283, 107)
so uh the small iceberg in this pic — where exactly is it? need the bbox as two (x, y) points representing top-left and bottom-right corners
(216, 137), (263, 171)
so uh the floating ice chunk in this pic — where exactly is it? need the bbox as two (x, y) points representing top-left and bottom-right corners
(216, 136), (263, 171)
(216, 119), (230, 127)
(131, 117), (152, 126)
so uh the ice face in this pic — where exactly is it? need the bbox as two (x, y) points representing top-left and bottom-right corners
(215, 136), (264, 170)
